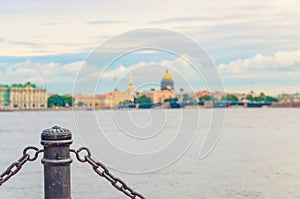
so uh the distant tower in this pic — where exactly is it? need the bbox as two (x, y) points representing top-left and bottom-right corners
(127, 73), (135, 101)
(161, 69), (174, 90)
(127, 73), (135, 93)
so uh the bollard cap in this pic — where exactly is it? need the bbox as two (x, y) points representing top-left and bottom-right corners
(41, 126), (72, 141)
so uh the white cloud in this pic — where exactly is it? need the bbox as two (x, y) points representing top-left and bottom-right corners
(95, 53), (200, 83)
(219, 49), (300, 73)
(217, 49), (300, 94)
(0, 0), (299, 56)
(0, 60), (84, 85)
(61, 61), (84, 74)
(77, 53), (213, 94)
(14, 68), (38, 76)
(101, 65), (127, 79)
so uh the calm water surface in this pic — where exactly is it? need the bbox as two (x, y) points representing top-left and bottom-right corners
(0, 108), (300, 198)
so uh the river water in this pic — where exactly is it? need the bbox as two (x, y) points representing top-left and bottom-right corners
(0, 108), (300, 198)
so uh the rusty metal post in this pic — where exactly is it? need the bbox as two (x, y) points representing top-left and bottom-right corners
(41, 126), (72, 199)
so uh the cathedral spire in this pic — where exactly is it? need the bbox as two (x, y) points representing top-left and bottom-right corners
(127, 73), (135, 93)
(129, 73), (133, 85)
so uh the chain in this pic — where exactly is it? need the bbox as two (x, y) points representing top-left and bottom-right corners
(70, 147), (146, 199)
(0, 146), (43, 187)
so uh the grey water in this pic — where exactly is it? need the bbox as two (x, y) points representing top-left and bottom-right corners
(0, 108), (300, 198)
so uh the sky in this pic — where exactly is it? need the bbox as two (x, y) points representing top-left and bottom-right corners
(0, 0), (299, 95)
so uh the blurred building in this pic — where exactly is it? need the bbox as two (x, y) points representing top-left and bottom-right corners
(109, 90), (129, 107)
(195, 90), (211, 100)
(74, 91), (129, 108)
(247, 90), (260, 98)
(145, 90), (176, 104)
(144, 69), (177, 104)
(97, 94), (111, 108)
(0, 84), (10, 107)
(74, 94), (98, 108)
(278, 93), (300, 103)
(227, 93), (246, 101)
(9, 82), (47, 109)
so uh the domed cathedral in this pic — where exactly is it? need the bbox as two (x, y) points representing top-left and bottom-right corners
(143, 69), (176, 104)
(161, 69), (174, 90)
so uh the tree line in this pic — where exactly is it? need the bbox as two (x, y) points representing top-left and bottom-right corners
(47, 95), (74, 108)
(199, 93), (278, 102)
(47, 92), (278, 108)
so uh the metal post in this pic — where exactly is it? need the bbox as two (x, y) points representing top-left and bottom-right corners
(41, 126), (72, 199)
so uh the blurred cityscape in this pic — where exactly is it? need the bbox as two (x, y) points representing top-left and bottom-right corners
(0, 70), (299, 111)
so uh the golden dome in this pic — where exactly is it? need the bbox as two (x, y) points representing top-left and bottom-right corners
(162, 69), (173, 80)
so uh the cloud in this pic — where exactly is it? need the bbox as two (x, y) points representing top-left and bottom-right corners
(219, 49), (300, 73)
(101, 65), (127, 79)
(60, 61), (83, 73)
(8, 40), (43, 47)
(150, 17), (212, 24)
(0, 0), (298, 58)
(88, 53), (199, 82)
(80, 53), (210, 93)
(86, 20), (126, 24)
(41, 22), (66, 26)
(217, 49), (300, 94)
(0, 60), (83, 85)
(71, 51), (211, 94)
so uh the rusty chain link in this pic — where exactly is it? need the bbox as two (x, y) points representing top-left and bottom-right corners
(0, 146), (43, 187)
(70, 147), (146, 199)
